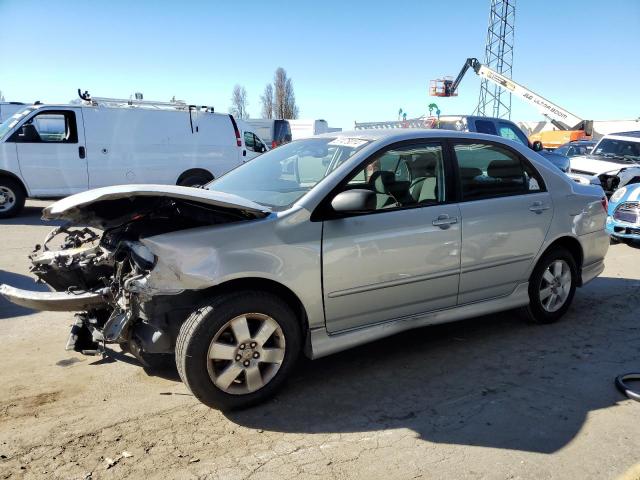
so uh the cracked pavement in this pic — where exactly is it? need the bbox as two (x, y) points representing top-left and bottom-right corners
(1, 200), (640, 479)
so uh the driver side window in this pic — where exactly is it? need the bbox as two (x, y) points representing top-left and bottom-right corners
(342, 143), (446, 211)
(10, 111), (78, 143)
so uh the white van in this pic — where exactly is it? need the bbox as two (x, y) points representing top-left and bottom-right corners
(0, 95), (267, 217)
(244, 119), (292, 149)
(287, 119), (328, 140)
(0, 102), (27, 123)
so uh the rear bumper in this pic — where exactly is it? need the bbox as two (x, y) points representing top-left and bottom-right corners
(581, 260), (604, 286)
(0, 284), (108, 312)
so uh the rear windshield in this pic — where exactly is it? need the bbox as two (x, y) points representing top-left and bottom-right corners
(273, 120), (292, 144)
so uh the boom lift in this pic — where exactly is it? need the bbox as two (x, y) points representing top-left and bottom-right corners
(430, 58), (593, 148)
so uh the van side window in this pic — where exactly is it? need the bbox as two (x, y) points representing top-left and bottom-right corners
(453, 142), (544, 201)
(10, 111), (78, 144)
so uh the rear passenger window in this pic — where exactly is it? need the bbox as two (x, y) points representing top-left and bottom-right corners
(453, 142), (543, 201)
(475, 120), (497, 136)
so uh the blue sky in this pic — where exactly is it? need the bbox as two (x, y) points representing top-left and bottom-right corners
(1, 0), (638, 129)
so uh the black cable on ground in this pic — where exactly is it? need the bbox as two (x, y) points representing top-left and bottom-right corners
(615, 373), (640, 402)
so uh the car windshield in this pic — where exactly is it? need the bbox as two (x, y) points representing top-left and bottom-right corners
(207, 137), (371, 210)
(592, 138), (640, 163)
(0, 107), (34, 140)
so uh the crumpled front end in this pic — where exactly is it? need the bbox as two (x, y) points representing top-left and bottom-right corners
(0, 185), (270, 363)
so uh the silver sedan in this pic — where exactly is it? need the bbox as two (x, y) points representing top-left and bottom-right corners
(0, 130), (609, 409)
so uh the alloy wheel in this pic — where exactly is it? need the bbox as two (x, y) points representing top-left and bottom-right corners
(206, 313), (286, 395)
(539, 259), (572, 313)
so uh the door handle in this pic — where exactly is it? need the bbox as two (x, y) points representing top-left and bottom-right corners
(529, 201), (550, 214)
(78, 146), (86, 159)
(432, 214), (458, 228)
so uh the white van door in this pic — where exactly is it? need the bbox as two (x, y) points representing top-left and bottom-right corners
(243, 130), (268, 161)
(10, 108), (88, 197)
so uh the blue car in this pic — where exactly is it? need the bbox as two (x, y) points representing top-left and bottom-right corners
(606, 183), (640, 242)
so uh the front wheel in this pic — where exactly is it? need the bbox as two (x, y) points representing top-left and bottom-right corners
(0, 178), (25, 218)
(522, 247), (577, 324)
(176, 291), (301, 410)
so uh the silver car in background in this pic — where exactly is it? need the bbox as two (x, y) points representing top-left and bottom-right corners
(0, 130), (609, 409)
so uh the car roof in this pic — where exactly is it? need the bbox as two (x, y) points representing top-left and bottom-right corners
(316, 128), (512, 143)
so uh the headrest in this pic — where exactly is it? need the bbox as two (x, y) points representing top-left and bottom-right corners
(487, 160), (522, 179)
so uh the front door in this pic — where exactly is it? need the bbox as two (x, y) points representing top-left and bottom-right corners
(11, 108), (87, 197)
(322, 141), (461, 333)
(452, 140), (553, 304)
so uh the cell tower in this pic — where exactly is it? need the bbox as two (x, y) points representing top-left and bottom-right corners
(476, 0), (516, 119)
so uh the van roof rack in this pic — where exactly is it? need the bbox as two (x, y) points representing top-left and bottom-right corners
(77, 89), (214, 112)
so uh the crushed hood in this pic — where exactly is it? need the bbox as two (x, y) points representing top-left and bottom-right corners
(43, 184), (271, 228)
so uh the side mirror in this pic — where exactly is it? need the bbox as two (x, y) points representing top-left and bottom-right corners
(331, 189), (376, 213)
(532, 140), (544, 152)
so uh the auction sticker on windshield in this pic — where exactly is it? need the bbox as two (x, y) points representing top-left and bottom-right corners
(328, 138), (369, 148)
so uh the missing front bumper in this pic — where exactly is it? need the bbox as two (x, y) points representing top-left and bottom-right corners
(0, 284), (108, 312)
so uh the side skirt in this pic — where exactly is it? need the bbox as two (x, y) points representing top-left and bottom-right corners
(308, 282), (530, 359)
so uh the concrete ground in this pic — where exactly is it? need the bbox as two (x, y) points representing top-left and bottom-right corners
(1, 200), (640, 480)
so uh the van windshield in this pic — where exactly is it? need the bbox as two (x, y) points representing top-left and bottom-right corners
(0, 107), (35, 140)
(206, 137), (370, 210)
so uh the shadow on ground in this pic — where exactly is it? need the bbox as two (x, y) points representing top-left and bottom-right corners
(0, 202), (63, 227)
(0, 269), (49, 319)
(218, 275), (640, 454)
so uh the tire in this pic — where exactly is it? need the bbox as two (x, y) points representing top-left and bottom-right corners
(522, 247), (578, 324)
(176, 291), (302, 410)
(177, 172), (213, 188)
(0, 177), (26, 218)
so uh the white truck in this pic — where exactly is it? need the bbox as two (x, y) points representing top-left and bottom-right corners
(0, 92), (268, 217)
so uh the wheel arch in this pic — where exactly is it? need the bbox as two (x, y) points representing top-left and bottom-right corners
(176, 168), (214, 186)
(199, 277), (310, 344)
(538, 236), (584, 285)
(0, 169), (28, 197)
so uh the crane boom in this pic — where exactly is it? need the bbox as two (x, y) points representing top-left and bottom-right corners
(445, 58), (588, 132)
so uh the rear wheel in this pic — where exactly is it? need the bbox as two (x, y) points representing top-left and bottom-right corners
(176, 291), (301, 410)
(0, 178), (25, 218)
(522, 247), (577, 324)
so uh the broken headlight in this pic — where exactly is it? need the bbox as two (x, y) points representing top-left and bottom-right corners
(126, 242), (157, 271)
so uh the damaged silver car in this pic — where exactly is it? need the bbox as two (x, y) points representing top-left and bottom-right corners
(1, 130), (609, 409)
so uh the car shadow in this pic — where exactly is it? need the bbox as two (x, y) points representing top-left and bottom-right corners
(0, 269), (49, 319)
(224, 275), (639, 454)
(0, 203), (63, 227)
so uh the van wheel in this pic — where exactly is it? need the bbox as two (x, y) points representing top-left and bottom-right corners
(522, 247), (577, 324)
(176, 291), (301, 410)
(0, 178), (26, 218)
(177, 171), (213, 188)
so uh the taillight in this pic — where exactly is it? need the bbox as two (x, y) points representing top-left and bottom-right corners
(271, 140), (278, 149)
(601, 196), (608, 212)
(228, 115), (242, 147)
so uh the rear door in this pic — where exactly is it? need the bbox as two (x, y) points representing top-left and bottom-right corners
(453, 140), (552, 304)
(10, 108), (88, 196)
(322, 141), (461, 333)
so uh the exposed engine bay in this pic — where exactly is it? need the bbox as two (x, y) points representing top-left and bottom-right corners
(0, 187), (269, 366)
